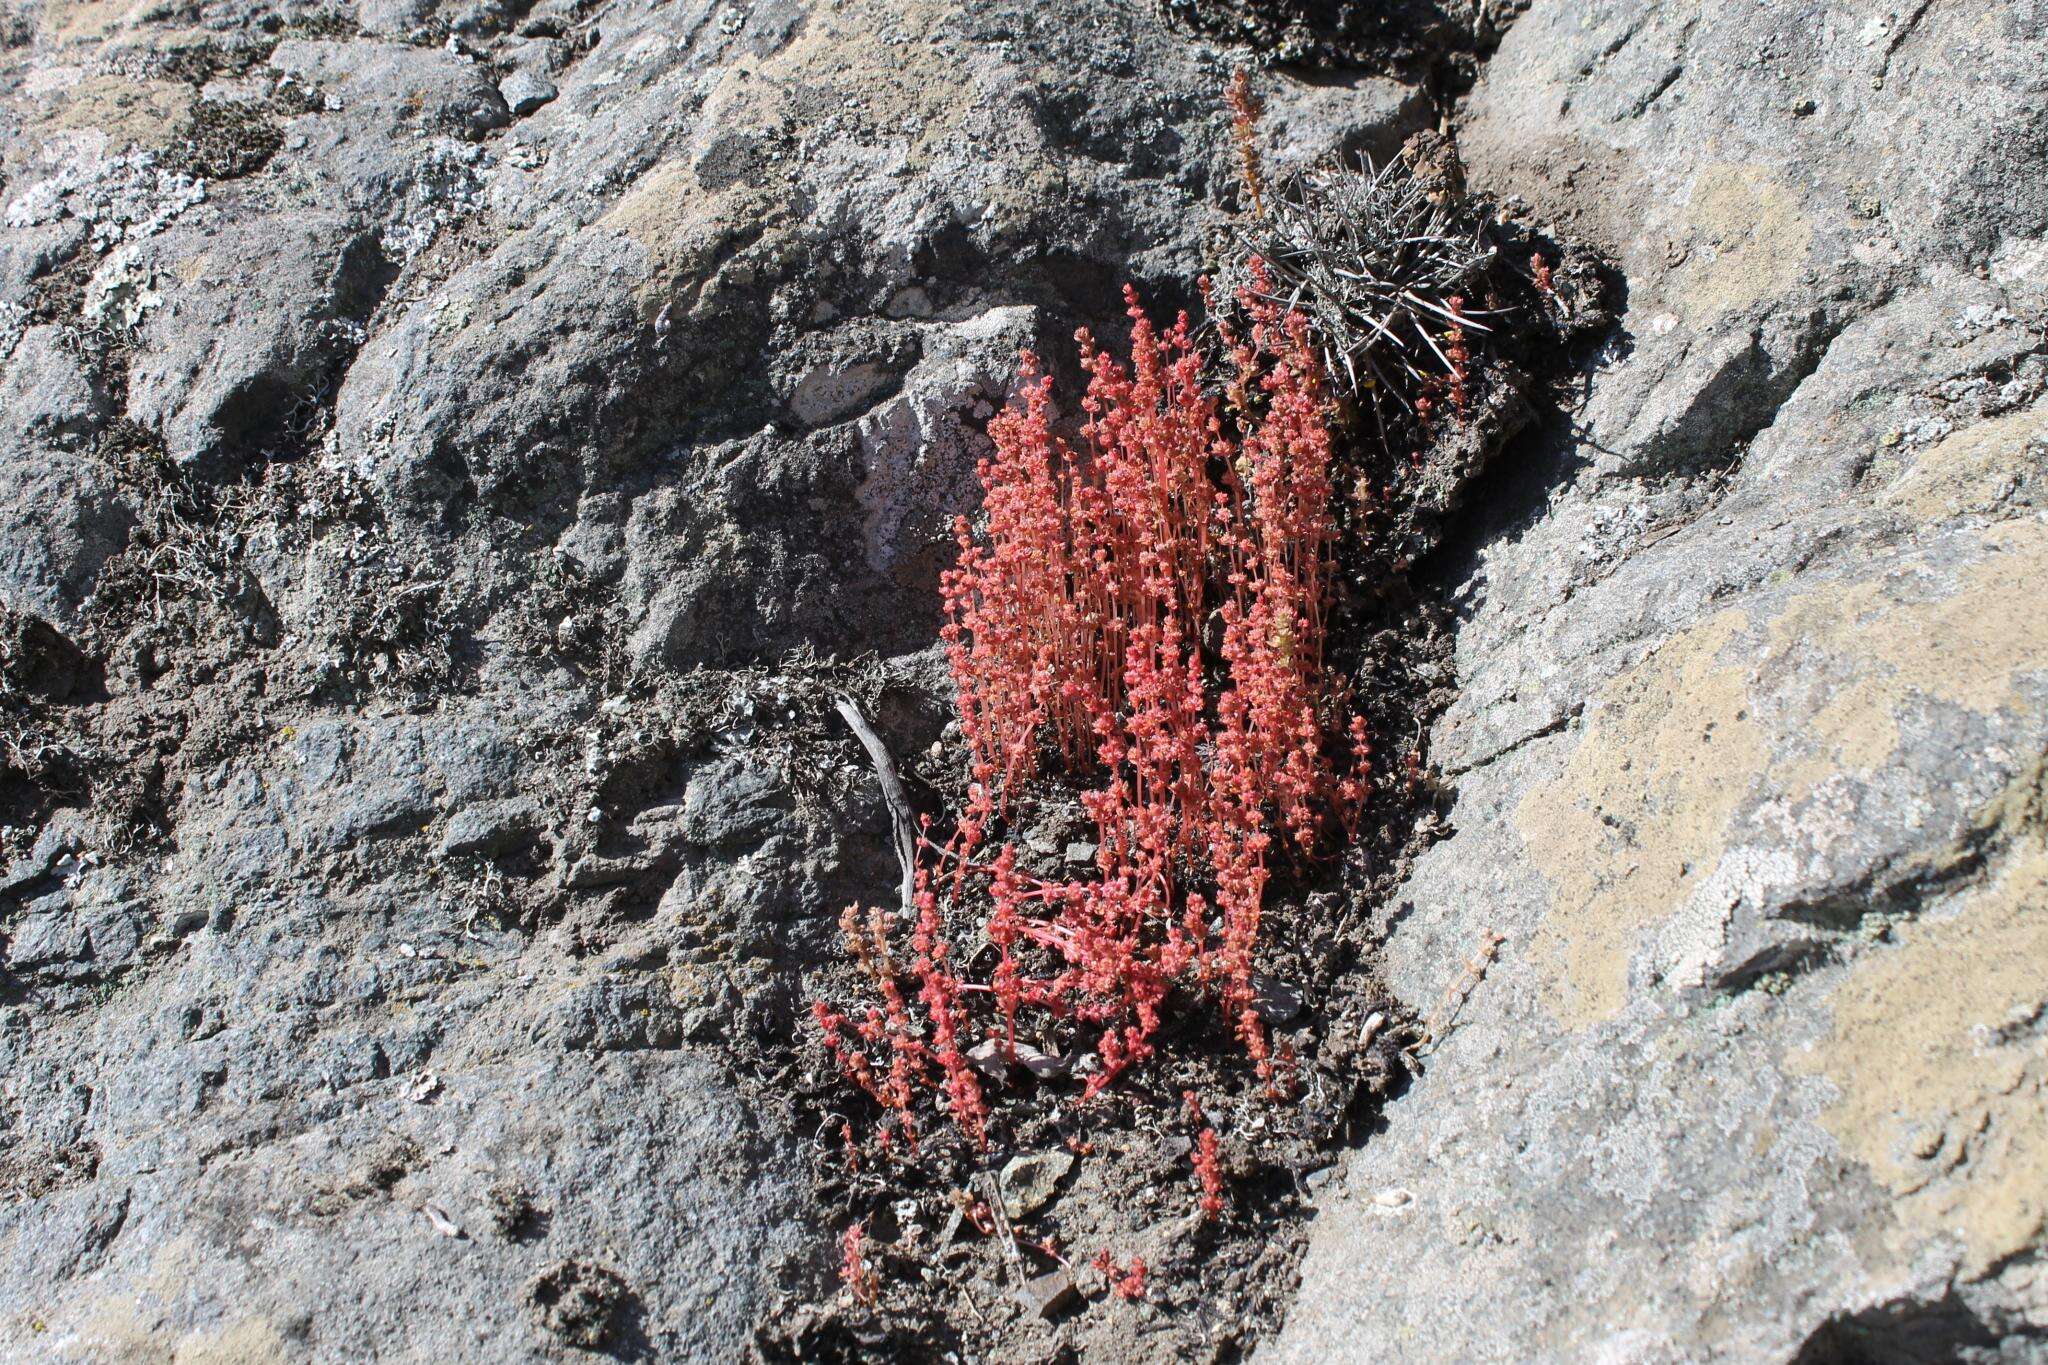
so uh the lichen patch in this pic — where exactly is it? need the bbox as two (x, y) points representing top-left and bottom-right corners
(1519, 520), (2048, 1029)
(598, 158), (785, 310)
(1517, 610), (1764, 1028)
(35, 0), (157, 47)
(34, 75), (195, 150)
(1670, 163), (1815, 322)
(1764, 520), (2048, 794)
(1789, 840), (2048, 1278)
(1882, 401), (2048, 523)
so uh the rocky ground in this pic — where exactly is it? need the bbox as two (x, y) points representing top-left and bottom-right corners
(1, 0), (2043, 1361)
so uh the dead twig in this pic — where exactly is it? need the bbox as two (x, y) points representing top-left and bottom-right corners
(1419, 929), (1505, 1053)
(971, 1169), (1026, 1289)
(833, 691), (918, 917)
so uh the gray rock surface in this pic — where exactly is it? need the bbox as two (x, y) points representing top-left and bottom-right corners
(0, 453), (131, 627)
(0, 326), (103, 453)
(1272, 1), (2048, 1360)
(2, 0), (2043, 1359)
(498, 70), (557, 117)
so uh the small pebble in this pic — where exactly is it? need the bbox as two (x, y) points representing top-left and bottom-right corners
(500, 70), (559, 116)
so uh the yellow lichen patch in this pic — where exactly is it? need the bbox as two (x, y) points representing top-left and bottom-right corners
(63, 1237), (293, 1362)
(171, 1317), (294, 1364)
(35, 0), (156, 45)
(600, 160), (698, 247)
(173, 250), (213, 286)
(1767, 520), (2048, 793)
(1517, 611), (1766, 1028)
(1670, 163), (1814, 321)
(74, 1309), (292, 1365)
(640, 0), (1031, 191)
(35, 75), (194, 149)
(1882, 402), (2047, 522)
(600, 159), (753, 255)
(595, 0), (1061, 310)
(1519, 521), (2048, 1029)
(753, 0), (1021, 170)
(597, 158), (787, 309)
(1790, 842), (2048, 1278)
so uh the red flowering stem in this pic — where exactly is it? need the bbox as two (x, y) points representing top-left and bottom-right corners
(841, 1222), (878, 1305)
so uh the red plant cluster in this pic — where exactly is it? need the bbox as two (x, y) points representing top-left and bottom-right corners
(840, 1222), (878, 1305)
(814, 901), (988, 1149)
(1091, 1250), (1149, 1301)
(813, 267), (1368, 1169)
(1414, 294), (1473, 436)
(1443, 297), (1471, 416)
(1184, 1090), (1227, 1220)
(1226, 68), (1265, 218)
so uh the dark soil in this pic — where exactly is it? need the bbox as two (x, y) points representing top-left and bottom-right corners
(1156, 0), (1521, 82)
